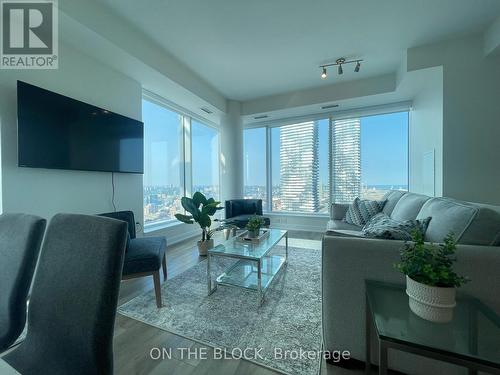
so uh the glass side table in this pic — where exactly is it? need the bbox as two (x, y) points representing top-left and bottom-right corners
(365, 280), (500, 375)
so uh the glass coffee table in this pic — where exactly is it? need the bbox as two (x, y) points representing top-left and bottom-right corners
(207, 229), (288, 306)
(365, 280), (500, 375)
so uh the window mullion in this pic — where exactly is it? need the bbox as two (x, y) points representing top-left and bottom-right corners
(183, 115), (193, 198)
(266, 127), (272, 212)
(328, 116), (333, 214)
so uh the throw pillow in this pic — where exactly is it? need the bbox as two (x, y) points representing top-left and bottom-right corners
(344, 198), (387, 226)
(362, 213), (432, 240)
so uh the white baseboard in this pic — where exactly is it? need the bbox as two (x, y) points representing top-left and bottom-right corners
(270, 223), (325, 232)
(167, 229), (200, 245)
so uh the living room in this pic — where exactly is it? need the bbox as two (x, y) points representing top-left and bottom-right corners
(0, 1), (499, 374)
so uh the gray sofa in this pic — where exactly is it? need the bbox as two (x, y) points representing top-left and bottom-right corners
(322, 191), (500, 374)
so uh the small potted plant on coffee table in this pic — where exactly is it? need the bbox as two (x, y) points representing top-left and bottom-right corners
(246, 216), (264, 239)
(395, 231), (470, 323)
(175, 192), (223, 256)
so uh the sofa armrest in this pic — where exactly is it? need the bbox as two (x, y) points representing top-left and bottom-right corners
(322, 235), (500, 373)
(331, 203), (349, 220)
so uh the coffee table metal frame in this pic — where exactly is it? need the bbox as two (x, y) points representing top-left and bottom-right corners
(207, 230), (288, 306)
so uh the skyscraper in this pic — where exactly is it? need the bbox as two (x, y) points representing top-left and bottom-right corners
(330, 118), (361, 203)
(280, 121), (319, 212)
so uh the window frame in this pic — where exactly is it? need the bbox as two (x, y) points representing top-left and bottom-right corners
(191, 118), (222, 204)
(243, 105), (410, 216)
(142, 91), (221, 231)
(243, 127), (269, 210)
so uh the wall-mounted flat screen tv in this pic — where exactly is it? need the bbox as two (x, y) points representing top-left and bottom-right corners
(17, 81), (144, 174)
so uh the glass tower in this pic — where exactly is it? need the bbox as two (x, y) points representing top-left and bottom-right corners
(330, 118), (361, 203)
(279, 121), (319, 212)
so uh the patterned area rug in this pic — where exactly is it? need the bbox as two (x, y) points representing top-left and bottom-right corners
(118, 244), (322, 375)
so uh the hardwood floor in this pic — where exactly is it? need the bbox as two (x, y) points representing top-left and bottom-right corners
(113, 230), (364, 375)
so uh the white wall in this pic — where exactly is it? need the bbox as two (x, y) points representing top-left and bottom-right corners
(408, 34), (500, 204)
(242, 73), (396, 116)
(409, 67), (444, 196)
(0, 43), (144, 227)
(220, 100), (244, 202)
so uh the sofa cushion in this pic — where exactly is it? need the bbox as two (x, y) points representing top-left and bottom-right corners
(451, 201), (500, 246)
(344, 198), (387, 226)
(382, 190), (407, 216)
(416, 198), (479, 244)
(327, 219), (362, 231)
(390, 193), (430, 221)
(362, 213), (431, 241)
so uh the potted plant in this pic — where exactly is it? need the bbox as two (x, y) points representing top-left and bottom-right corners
(395, 231), (470, 323)
(246, 216), (264, 238)
(175, 192), (223, 256)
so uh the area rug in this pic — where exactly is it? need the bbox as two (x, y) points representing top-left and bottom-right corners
(118, 244), (322, 375)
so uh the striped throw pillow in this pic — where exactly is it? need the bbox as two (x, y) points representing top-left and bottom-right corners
(344, 197), (387, 226)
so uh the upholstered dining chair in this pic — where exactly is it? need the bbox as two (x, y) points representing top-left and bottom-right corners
(0, 213), (46, 353)
(225, 199), (271, 229)
(3, 214), (128, 375)
(99, 211), (167, 308)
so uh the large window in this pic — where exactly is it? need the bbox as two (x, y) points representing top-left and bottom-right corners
(192, 120), (220, 200)
(360, 112), (408, 200)
(243, 127), (267, 206)
(243, 111), (408, 214)
(142, 97), (220, 228)
(143, 100), (183, 225)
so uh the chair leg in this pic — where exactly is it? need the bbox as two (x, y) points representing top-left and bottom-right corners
(162, 254), (167, 281)
(153, 271), (162, 308)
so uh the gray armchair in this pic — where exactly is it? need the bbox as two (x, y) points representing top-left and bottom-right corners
(225, 199), (270, 229)
(99, 211), (167, 308)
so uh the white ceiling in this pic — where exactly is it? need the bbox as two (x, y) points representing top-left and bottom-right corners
(97, 0), (500, 101)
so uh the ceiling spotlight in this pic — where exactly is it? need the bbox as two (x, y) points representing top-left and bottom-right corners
(318, 58), (363, 80)
(321, 67), (327, 79)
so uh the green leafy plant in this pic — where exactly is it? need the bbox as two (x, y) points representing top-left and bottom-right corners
(395, 231), (470, 288)
(246, 216), (264, 232)
(175, 192), (223, 242)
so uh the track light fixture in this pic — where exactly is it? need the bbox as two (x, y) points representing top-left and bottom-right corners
(319, 57), (362, 79)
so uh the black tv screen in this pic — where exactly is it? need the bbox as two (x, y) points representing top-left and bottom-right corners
(17, 81), (144, 174)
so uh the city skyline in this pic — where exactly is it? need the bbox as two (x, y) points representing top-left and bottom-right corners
(144, 108), (409, 224)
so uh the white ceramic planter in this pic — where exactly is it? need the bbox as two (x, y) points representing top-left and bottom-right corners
(406, 276), (456, 323)
(197, 239), (214, 256)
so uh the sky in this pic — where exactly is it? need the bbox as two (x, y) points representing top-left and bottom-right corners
(244, 111), (409, 187)
(143, 99), (408, 188)
(143, 99), (218, 187)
